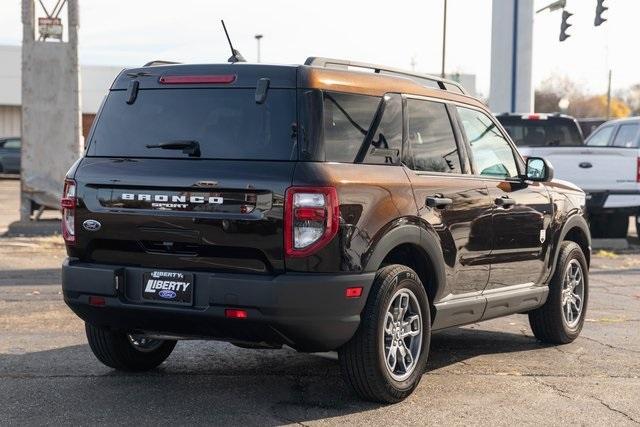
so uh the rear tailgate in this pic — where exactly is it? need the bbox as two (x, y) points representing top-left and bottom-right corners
(73, 158), (293, 274)
(520, 146), (639, 191)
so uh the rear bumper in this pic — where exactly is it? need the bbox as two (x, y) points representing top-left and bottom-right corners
(585, 190), (640, 213)
(62, 258), (375, 352)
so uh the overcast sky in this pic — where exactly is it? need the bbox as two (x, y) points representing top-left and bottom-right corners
(0, 0), (635, 96)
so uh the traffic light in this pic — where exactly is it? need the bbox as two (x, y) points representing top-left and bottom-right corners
(595, 0), (608, 26)
(559, 10), (573, 42)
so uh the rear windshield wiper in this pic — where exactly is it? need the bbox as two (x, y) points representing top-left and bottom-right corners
(146, 140), (201, 157)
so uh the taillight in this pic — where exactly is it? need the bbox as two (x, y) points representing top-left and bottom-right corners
(637, 158), (640, 183)
(61, 178), (77, 245)
(284, 187), (339, 257)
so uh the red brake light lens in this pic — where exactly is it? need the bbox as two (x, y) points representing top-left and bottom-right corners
(284, 187), (339, 257)
(61, 178), (77, 245)
(294, 207), (326, 221)
(159, 74), (236, 84)
(225, 309), (248, 319)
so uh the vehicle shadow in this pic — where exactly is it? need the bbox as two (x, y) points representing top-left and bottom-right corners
(0, 327), (547, 425)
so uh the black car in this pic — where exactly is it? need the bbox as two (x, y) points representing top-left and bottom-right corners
(62, 58), (591, 403)
(496, 113), (584, 148)
(0, 137), (20, 174)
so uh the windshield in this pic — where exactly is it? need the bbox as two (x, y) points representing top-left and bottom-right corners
(498, 118), (583, 147)
(87, 88), (297, 160)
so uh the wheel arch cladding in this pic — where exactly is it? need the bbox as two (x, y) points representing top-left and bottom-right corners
(364, 223), (447, 316)
(559, 214), (591, 266)
(563, 225), (591, 268)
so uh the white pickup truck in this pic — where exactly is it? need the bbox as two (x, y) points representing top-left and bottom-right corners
(497, 113), (640, 238)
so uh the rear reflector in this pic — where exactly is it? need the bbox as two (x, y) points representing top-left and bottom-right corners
(88, 296), (106, 306)
(225, 309), (248, 319)
(345, 287), (363, 298)
(159, 74), (236, 84)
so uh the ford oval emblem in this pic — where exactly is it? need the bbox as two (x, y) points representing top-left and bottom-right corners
(158, 290), (176, 299)
(82, 219), (101, 232)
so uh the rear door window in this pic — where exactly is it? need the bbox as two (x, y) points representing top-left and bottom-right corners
(87, 89), (297, 160)
(612, 123), (639, 148)
(586, 125), (614, 146)
(404, 98), (461, 173)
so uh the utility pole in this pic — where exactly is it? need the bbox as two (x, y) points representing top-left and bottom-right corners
(441, 0), (447, 78)
(254, 34), (263, 63)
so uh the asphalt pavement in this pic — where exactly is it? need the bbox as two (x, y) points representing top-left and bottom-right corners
(0, 178), (639, 425)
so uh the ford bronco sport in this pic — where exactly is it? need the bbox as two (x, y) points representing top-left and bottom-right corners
(62, 57), (591, 403)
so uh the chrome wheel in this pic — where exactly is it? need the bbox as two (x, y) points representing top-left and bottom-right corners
(561, 259), (584, 328)
(127, 334), (164, 353)
(381, 288), (423, 381)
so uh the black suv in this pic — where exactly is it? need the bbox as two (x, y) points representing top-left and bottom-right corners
(62, 58), (591, 403)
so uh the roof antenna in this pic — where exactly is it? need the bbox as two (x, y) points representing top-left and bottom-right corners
(221, 20), (246, 63)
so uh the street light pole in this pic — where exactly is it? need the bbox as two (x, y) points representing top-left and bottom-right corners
(441, 0), (447, 78)
(254, 34), (263, 63)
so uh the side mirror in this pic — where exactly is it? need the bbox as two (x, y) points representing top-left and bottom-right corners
(525, 157), (554, 182)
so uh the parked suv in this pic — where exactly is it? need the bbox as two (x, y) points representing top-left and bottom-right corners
(62, 58), (591, 403)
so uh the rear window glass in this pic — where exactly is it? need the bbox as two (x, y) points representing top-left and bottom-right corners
(322, 92), (402, 164)
(498, 118), (583, 147)
(322, 92), (379, 162)
(87, 89), (297, 160)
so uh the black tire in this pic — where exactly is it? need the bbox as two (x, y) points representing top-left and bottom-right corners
(339, 264), (431, 403)
(85, 323), (176, 371)
(590, 214), (628, 239)
(529, 241), (589, 344)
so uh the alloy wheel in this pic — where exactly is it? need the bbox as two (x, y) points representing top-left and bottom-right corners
(381, 288), (423, 381)
(561, 259), (585, 328)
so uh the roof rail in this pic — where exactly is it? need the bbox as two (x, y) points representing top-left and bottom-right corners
(304, 57), (466, 94)
(143, 60), (182, 67)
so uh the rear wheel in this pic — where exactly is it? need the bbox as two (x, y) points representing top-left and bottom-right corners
(528, 241), (588, 344)
(339, 264), (431, 403)
(85, 323), (176, 371)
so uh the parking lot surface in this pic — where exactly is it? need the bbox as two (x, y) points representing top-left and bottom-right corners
(0, 179), (639, 425)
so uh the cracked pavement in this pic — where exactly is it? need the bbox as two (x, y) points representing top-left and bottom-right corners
(0, 179), (639, 425)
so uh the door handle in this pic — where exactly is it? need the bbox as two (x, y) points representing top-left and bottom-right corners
(495, 196), (516, 208)
(426, 196), (453, 209)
